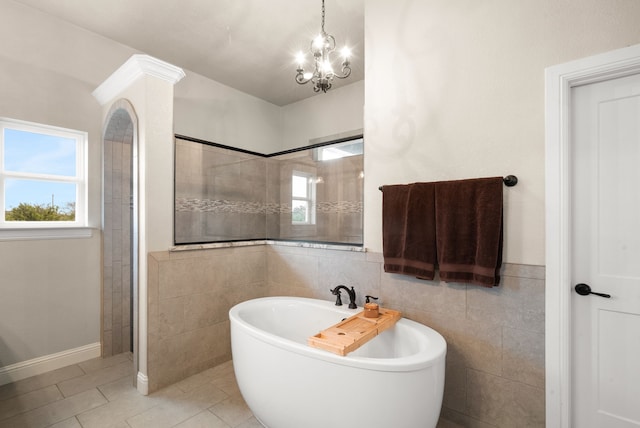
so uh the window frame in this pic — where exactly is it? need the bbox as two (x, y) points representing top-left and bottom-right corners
(0, 117), (88, 232)
(291, 170), (316, 225)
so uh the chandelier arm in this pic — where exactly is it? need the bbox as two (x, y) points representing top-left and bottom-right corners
(334, 64), (352, 79)
(295, 72), (314, 85)
(325, 34), (336, 53)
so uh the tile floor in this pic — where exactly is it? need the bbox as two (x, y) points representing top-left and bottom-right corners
(0, 353), (459, 428)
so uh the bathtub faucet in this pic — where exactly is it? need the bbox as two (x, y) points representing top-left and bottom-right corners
(330, 285), (357, 309)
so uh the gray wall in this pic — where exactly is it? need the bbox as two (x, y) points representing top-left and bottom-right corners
(0, 0), (134, 367)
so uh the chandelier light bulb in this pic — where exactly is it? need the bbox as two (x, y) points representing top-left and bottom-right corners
(341, 46), (351, 59)
(313, 35), (324, 50)
(321, 60), (334, 74)
(295, 52), (306, 66)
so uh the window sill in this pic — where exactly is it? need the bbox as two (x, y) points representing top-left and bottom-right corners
(0, 227), (94, 241)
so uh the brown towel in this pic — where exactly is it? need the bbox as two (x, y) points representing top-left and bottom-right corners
(435, 177), (503, 287)
(382, 183), (437, 280)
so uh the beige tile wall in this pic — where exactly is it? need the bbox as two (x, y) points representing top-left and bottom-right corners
(147, 244), (544, 426)
(147, 246), (268, 392)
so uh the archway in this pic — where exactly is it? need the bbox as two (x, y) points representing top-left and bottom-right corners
(101, 100), (139, 381)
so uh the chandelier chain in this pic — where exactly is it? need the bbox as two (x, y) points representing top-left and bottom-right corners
(321, 0), (325, 34)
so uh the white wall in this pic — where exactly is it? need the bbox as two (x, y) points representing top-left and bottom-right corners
(174, 72), (364, 155)
(0, 1), (136, 368)
(280, 80), (364, 151)
(174, 71), (282, 154)
(364, 0), (640, 265)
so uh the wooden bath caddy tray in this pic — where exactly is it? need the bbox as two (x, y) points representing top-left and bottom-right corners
(308, 308), (402, 356)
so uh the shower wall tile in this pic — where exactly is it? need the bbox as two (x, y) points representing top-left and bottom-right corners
(111, 141), (122, 171)
(111, 198), (123, 231)
(503, 263), (545, 280)
(102, 270), (113, 332)
(104, 166), (113, 203)
(103, 139), (113, 176)
(380, 275), (467, 318)
(121, 228), (131, 262)
(316, 251), (380, 301)
(147, 254), (160, 337)
(102, 330), (113, 359)
(403, 306), (502, 376)
(502, 327), (545, 388)
(112, 170), (123, 199)
(111, 261), (122, 294)
(158, 296), (185, 339)
(466, 369), (544, 428)
(102, 133), (133, 358)
(466, 276), (545, 333)
(111, 310), (122, 355)
(121, 326), (131, 355)
(228, 248), (266, 286)
(148, 333), (188, 392)
(466, 369), (511, 426)
(158, 256), (202, 299)
(440, 408), (496, 428)
(183, 321), (231, 378)
(103, 215), (112, 267)
(267, 246), (319, 290)
(184, 293), (221, 331)
(122, 269), (131, 327)
(443, 360), (467, 414)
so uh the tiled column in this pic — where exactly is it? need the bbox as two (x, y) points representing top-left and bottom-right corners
(103, 109), (134, 356)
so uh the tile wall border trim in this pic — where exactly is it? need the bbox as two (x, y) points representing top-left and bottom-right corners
(170, 240), (366, 253)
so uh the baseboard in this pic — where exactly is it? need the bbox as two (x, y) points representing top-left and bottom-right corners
(0, 342), (101, 386)
(137, 371), (149, 395)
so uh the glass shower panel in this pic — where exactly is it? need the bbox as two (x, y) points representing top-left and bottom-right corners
(174, 136), (363, 246)
(175, 139), (267, 244)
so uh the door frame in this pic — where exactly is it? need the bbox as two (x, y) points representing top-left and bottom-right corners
(545, 43), (640, 427)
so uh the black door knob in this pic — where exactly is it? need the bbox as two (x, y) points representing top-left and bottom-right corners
(575, 283), (611, 298)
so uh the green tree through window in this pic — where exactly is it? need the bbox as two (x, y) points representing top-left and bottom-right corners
(5, 201), (75, 221)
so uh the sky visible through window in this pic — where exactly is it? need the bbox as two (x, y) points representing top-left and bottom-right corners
(3, 129), (77, 210)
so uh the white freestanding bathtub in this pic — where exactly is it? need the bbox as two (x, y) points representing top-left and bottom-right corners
(229, 296), (446, 428)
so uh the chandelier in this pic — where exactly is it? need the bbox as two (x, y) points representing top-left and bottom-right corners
(295, 0), (351, 93)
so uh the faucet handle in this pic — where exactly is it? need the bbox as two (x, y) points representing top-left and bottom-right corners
(365, 295), (378, 303)
(330, 288), (343, 306)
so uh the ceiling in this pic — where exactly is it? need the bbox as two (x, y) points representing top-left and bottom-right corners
(14, 0), (365, 106)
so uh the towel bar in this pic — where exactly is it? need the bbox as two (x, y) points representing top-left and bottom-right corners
(378, 175), (518, 191)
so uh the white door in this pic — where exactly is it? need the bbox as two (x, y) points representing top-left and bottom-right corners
(571, 72), (640, 428)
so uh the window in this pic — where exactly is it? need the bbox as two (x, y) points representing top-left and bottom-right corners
(316, 138), (363, 161)
(292, 171), (315, 225)
(0, 118), (87, 229)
